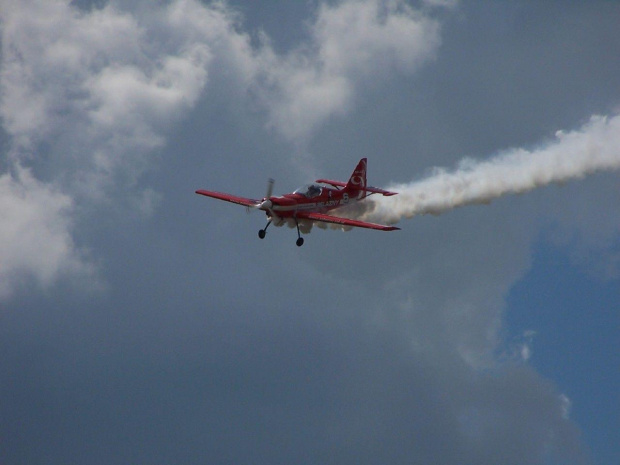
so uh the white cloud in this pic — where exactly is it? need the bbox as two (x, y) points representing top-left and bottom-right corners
(0, 0), (445, 296)
(0, 166), (93, 298)
(257, 0), (442, 140)
(0, 0), (223, 195)
(0, 0), (255, 295)
(558, 393), (572, 420)
(1, 0), (443, 193)
(502, 330), (536, 362)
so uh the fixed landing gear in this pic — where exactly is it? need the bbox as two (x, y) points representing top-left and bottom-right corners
(294, 218), (304, 247)
(258, 219), (271, 239)
(257, 217), (305, 246)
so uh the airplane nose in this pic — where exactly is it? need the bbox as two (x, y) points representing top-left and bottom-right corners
(259, 199), (273, 211)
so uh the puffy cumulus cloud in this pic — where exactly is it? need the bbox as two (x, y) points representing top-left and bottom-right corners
(0, 0), (251, 295)
(0, 166), (94, 298)
(0, 0), (445, 297)
(0, 0), (443, 152)
(0, 0), (240, 195)
(257, 0), (441, 140)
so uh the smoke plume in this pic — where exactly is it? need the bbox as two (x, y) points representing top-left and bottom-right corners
(362, 114), (620, 224)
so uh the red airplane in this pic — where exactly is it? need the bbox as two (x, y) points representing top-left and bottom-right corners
(195, 158), (399, 246)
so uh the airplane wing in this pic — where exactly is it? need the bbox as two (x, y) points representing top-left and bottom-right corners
(195, 189), (260, 207)
(315, 179), (398, 196)
(296, 211), (400, 231)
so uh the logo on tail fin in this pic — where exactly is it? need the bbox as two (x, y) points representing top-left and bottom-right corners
(346, 158), (367, 199)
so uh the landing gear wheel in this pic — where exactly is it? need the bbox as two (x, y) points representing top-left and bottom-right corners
(293, 217), (304, 247)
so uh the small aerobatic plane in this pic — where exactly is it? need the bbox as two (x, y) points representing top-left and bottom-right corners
(195, 158), (399, 246)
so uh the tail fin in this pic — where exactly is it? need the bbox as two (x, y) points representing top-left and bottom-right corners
(344, 158), (368, 199)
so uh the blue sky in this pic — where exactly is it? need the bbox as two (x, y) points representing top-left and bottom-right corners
(507, 243), (620, 464)
(1, 1), (618, 464)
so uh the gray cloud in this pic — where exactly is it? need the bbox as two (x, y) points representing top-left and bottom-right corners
(1, 1), (617, 464)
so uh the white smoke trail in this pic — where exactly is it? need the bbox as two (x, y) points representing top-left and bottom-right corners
(363, 114), (620, 224)
(273, 217), (351, 233)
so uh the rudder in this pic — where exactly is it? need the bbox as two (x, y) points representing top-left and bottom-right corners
(344, 158), (367, 199)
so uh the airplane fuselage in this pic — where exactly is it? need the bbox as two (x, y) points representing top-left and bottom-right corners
(260, 183), (362, 220)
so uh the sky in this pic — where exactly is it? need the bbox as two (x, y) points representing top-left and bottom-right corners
(0, 1), (618, 464)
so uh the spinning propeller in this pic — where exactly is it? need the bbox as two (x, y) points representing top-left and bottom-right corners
(257, 178), (275, 211)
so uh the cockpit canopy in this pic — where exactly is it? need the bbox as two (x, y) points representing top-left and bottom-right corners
(294, 183), (323, 198)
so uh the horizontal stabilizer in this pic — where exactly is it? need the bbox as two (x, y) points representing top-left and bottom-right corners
(316, 179), (397, 196)
(363, 186), (398, 196)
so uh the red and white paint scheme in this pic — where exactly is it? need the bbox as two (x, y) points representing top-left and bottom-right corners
(196, 158), (399, 246)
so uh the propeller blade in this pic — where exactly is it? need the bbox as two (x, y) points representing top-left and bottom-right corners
(249, 179), (275, 211)
(265, 178), (274, 199)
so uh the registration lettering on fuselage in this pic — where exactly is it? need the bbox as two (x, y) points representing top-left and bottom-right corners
(298, 199), (341, 210)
